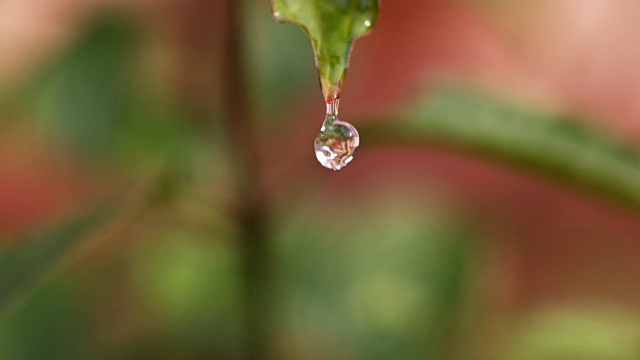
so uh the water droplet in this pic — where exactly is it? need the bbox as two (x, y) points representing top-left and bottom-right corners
(314, 100), (360, 170)
(364, 20), (372, 27)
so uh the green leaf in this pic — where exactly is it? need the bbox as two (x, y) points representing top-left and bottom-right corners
(273, 197), (477, 358)
(362, 87), (640, 209)
(3, 15), (199, 168)
(271, 0), (378, 102)
(504, 306), (640, 360)
(0, 206), (117, 321)
(31, 16), (138, 154)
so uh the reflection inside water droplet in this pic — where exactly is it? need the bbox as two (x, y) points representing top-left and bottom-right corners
(314, 100), (360, 170)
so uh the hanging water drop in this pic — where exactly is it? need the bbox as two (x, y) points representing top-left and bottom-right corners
(314, 100), (360, 170)
(271, 0), (377, 170)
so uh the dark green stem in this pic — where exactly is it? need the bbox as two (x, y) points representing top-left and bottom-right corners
(221, 1), (271, 359)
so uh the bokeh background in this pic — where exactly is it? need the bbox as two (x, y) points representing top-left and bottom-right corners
(1, 0), (640, 359)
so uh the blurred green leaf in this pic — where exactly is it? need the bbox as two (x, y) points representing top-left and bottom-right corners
(32, 16), (138, 154)
(363, 87), (640, 209)
(0, 281), (93, 360)
(5, 15), (204, 170)
(271, 0), (378, 101)
(0, 206), (116, 321)
(504, 306), (640, 360)
(273, 198), (477, 358)
(130, 228), (244, 356)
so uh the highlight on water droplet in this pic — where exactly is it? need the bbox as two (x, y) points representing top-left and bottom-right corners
(364, 20), (372, 27)
(314, 100), (360, 171)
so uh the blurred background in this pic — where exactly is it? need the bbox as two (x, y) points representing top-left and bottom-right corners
(1, 0), (640, 359)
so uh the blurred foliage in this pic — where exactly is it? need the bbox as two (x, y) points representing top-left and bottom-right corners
(129, 227), (245, 358)
(0, 2), (640, 360)
(0, 206), (115, 321)
(0, 280), (94, 360)
(272, 199), (477, 359)
(364, 88), (640, 208)
(32, 17), (139, 155)
(4, 15), (225, 179)
(245, 3), (316, 123)
(503, 306), (640, 360)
